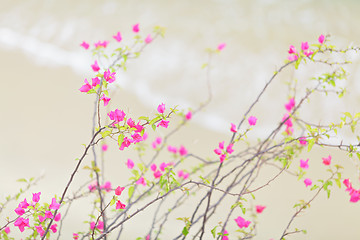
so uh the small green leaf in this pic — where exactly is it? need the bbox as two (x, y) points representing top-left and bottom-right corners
(128, 185), (134, 199)
(118, 134), (124, 147)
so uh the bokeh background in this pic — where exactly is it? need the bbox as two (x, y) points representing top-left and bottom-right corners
(1, 0), (360, 239)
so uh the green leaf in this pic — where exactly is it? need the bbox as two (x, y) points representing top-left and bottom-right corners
(118, 134), (124, 147)
(128, 185), (134, 199)
(182, 226), (189, 236)
(17, 178), (27, 183)
(211, 226), (217, 238)
(101, 130), (111, 138)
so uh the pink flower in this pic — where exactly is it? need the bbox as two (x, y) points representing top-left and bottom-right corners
(248, 116), (257, 126)
(19, 198), (29, 209)
(39, 215), (45, 222)
(234, 216), (251, 228)
(288, 45), (297, 54)
(256, 205), (266, 213)
(217, 43), (226, 51)
(226, 144), (234, 154)
(301, 42), (309, 51)
(214, 148), (222, 155)
(222, 230), (229, 240)
(157, 103), (165, 114)
(116, 200), (126, 209)
(115, 186), (125, 196)
(108, 109), (126, 123)
(100, 94), (111, 106)
(79, 78), (92, 93)
(159, 162), (167, 172)
(73, 233), (79, 239)
(167, 145), (177, 154)
(102, 144), (108, 151)
(179, 145), (188, 156)
(49, 198), (60, 210)
(318, 34), (325, 44)
(14, 206), (25, 216)
(91, 77), (100, 87)
(97, 221), (104, 230)
(182, 172), (189, 179)
(132, 133), (143, 143)
(88, 182), (98, 192)
(150, 163), (157, 171)
(113, 31), (122, 42)
(156, 137), (162, 144)
(178, 170), (184, 178)
(132, 23), (140, 33)
(299, 137), (307, 146)
(322, 155), (332, 166)
(154, 170), (162, 178)
(219, 141), (225, 150)
(288, 54), (299, 61)
(94, 41), (109, 48)
(185, 111), (192, 120)
(90, 222), (96, 230)
(101, 181), (112, 192)
(45, 210), (54, 219)
(32, 192), (41, 203)
(300, 158), (309, 169)
(136, 177), (146, 186)
(230, 123), (237, 133)
(220, 154), (226, 163)
(146, 235), (150, 240)
(157, 120), (169, 128)
(350, 191), (360, 203)
(104, 69), (116, 83)
(304, 50), (314, 57)
(285, 98), (295, 112)
(304, 178), (312, 187)
(35, 225), (45, 236)
(145, 34), (152, 44)
(282, 114), (293, 127)
(14, 217), (30, 232)
(4, 227), (10, 234)
(126, 159), (134, 169)
(54, 213), (61, 222)
(91, 60), (100, 72)
(80, 41), (90, 50)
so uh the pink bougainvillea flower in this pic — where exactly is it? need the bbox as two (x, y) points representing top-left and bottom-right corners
(19, 198), (29, 209)
(214, 148), (222, 155)
(343, 178), (352, 191)
(115, 186), (125, 196)
(217, 43), (226, 51)
(248, 116), (257, 126)
(14, 206), (25, 216)
(167, 145), (177, 154)
(73, 233), (79, 239)
(285, 98), (295, 112)
(146, 234), (150, 240)
(49, 198), (60, 210)
(157, 120), (169, 128)
(219, 141), (225, 150)
(301, 41), (309, 51)
(116, 200), (126, 210)
(179, 145), (188, 156)
(318, 34), (325, 44)
(54, 213), (61, 222)
(127, 118), (136, 128)
(90, 222), (96, 230)
(256, 205), (266, 213)
(288, 54), (299, 61)
(97, 221), (104, 230)
(157, 103), (165, 114)
(32, 192), (41, 203)
(35, 225), (45, 236)
(101, 144), (108, 151)
(108, 109), (126, 123)
(222, 229), (229, 240)
(132, 133), (143, 143)
(91, 77), (100, 87)
(350, 191), (360, 203)
(45, 210), (54, 219)
(185, 111), (192, 120)
(226, 144), (234, 154)
(322, 155), (332, 165)
(136, 177), (146, 186)
(94, 41), (109, 48)
(300, 158), (309, 169)
(150, 164), (157, 172)
(88, 181), (98, 192)
(14, 217), (30, 232)
(103, 69), (116, 83)
(159, 162), (167, 172)
(288, 45), (297, 54)
(156, 137), (162, 144)
(230, 123), (237, 133)
(113, 31), (122, 42)
(4, 227), (10, 234)
(285, 126), (293, 135)
(178, 170), (184, 178)
(154, 170), (162, 179)
(234, 216), (251, 228)
(145, 34), (152, 44)
(38, 215), (45, 222)
(282, 114), (293, 127)
(132, 23), (140, 33)
(91, 60), (100, 72)
(126, 158), (134, 169)
(80, 41), (89, 50)
(182, 172), (189, 179)
(100, 94), (111, 107)
(220, 154), (226, 163)
(299, 137), (307, 146)
(79, 78), (92, 93)
(304, 50), (314, 57)
(304, 178), (312, 187)
(101, 181), (112, 192)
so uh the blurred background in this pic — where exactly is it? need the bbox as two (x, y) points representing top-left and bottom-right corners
(1, 0), (360, 239)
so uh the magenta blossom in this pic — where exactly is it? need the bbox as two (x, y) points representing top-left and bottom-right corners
(217, 43), (226, 51)
(256, 205), (266, 213)
(35, 225), (45, 236)
(234, 216), (251, 228)
(91, 60), (100, 72)
(300, 158), (309, 169)
(157, 120), (169, 128)
(101, 181), (112, 192)
(108, 109), (126, 123)
(102, 144), (108, 151)
(115, 186), (125, 196)
(104, 69), (116, 83)
(288, 54), (299, 61)
(230, 123), (237, 133)
(318, 34), (325, 44)
(80, 41), (89, 50)
(136, 177), (146, 186)
(126, 158), (134, 169)
(285, 98), (295, 112)
(222, 229), (229, 240)
(54, 213), (61, 222)
(113, 31), (122, 42)
(154, 170), (162, 178)
(304, 178), (312, 187)
(288, 45), (297, 54)
(179, 145), (188, 156)
(145, 34), (152, 44)
(322, 155), (332, 165)
(79, 78), (92, 93)
(132, 23), (140, 33)
(157, 103), (165, 114)
(49, 198), (60, 210)
(32, 192), (41, 203)
(248, 116), (257, 126)
(301, 41), (309, 51)
(4, 227), (10, 234)
(100, 94), (111, 106)
(14, 217), (30, 232)
(299, 137), (307, 146)
(185, 111), (192, 120)
(116, 200), (126, 210)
